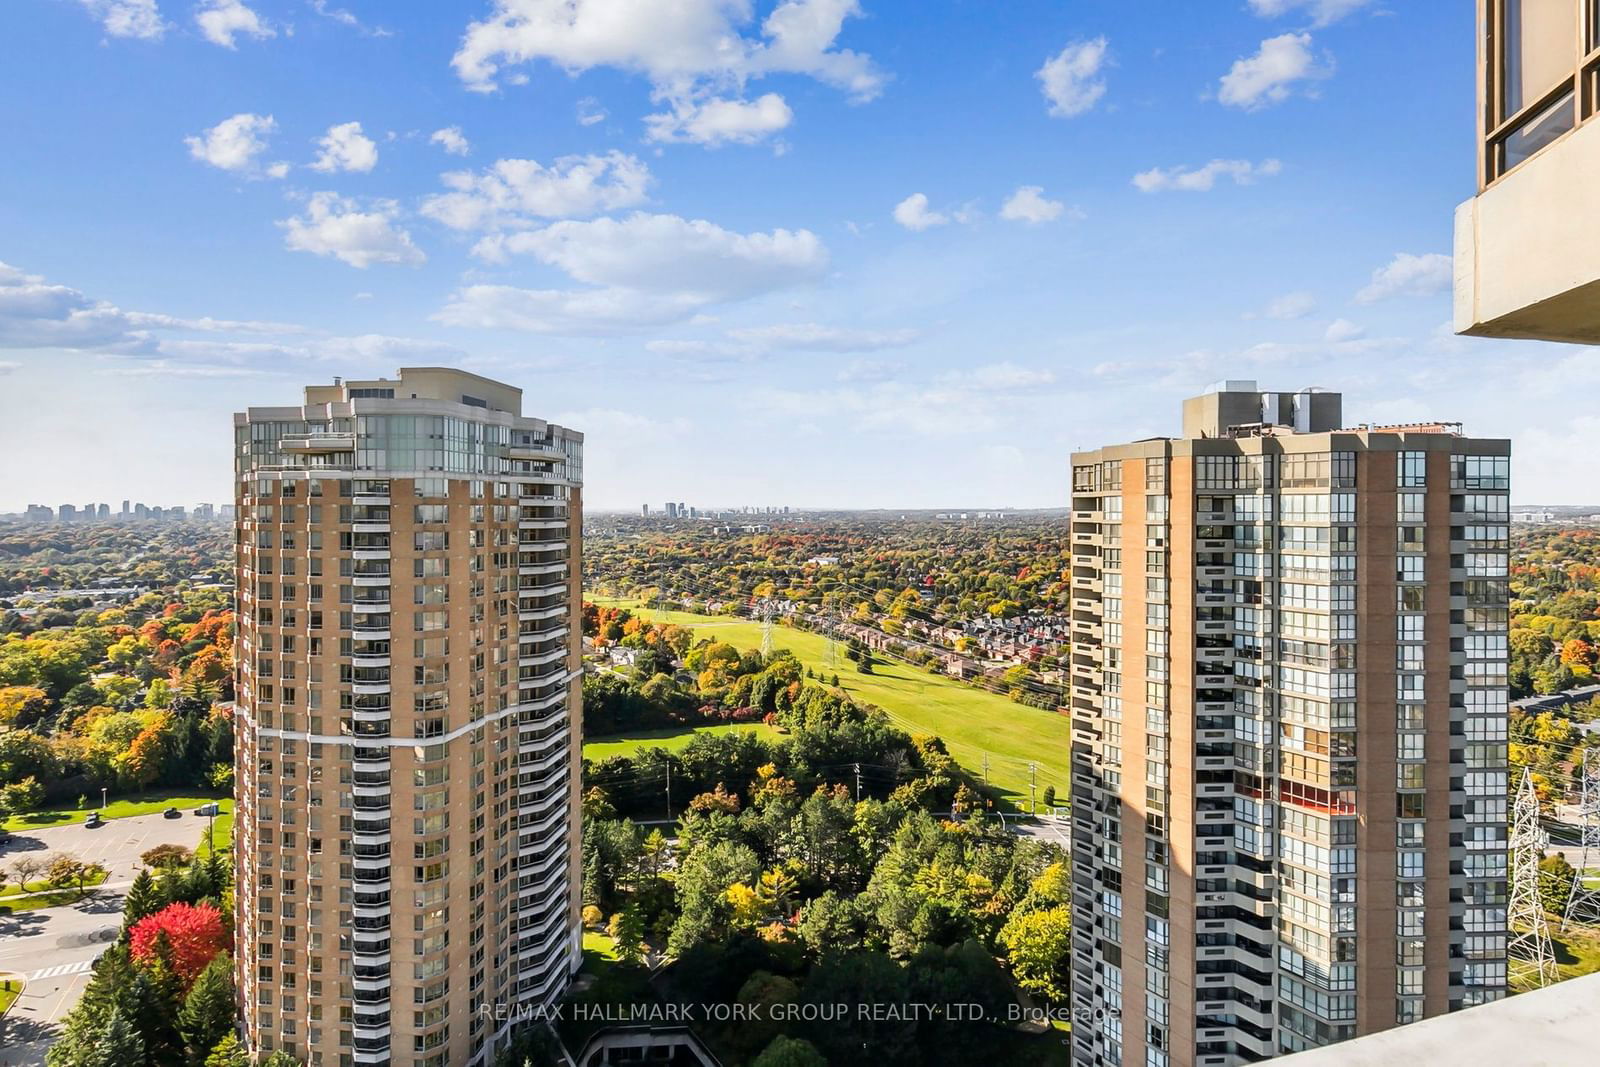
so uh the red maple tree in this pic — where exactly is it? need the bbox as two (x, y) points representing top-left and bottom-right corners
(129, 901), (229, 985)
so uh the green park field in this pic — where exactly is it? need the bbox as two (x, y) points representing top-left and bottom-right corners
(2, 791), (233, 834)
(583, 722), (783, 762)
(589, 596), (1070, 809)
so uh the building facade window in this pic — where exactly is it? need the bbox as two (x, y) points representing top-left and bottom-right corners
(1484, 0), (1599, 182)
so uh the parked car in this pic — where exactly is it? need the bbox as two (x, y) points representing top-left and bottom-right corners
(163, 807), (181, 818)
(194, 802), (220, 817)
(85, 812), (104, 828)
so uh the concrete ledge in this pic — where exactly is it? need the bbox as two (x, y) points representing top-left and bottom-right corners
(1455, 117), (1600, 345)
(1277, 974), (1600, 1065)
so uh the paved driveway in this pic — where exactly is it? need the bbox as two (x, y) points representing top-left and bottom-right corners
(0, 812), (206, 1067)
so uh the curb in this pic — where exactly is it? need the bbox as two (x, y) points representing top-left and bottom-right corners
(0, 971), (24, 1026)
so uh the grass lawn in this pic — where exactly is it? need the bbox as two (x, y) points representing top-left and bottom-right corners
(0, 885), (103, 915)
(0, 867), (110, 898)
(590, 597), (1070, 809)
(562, 933), (657, 1051)
(582, 930), (622, 966)
(1552, 923), (1600, 983)
(584, 722), (782, 762)
(3, 791), (232, 834)
(0, 977), (20, 1016)
(196, 811), (234, 859)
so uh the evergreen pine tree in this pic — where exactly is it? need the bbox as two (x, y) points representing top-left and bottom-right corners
(156, 866), (185, 907)
(130, 950), (186, 1066)
(122, 869), (159, 935)
(205, 1033), (251, 1067)
(47, 948), (139, 1067)
(183, 857), (214, 902)
(179, 955), (236, 1060)
(202, 848), (230, 894)
(582, 830), (604, 909)
(87, 1006), (146, 1067)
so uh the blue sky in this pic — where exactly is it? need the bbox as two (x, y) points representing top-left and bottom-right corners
(0, 0), (1586, 510)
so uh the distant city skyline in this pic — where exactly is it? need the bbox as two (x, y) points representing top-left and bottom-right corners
(2, 3), (1596, 510)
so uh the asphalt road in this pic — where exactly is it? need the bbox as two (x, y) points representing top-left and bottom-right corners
(1007, 813), (1073, 852)
(0, 812), (203, 1067)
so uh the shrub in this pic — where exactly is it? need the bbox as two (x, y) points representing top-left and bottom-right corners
(142, 843), (195, 869)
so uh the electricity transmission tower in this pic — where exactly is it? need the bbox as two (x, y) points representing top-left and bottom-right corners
(1508, 767), (1557, 988)
(760, 600), (774, 657)
(1564, 755), (1600, 928)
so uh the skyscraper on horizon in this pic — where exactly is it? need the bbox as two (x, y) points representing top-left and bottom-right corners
(1067, 382), (1510, 1067)
(232, 367), (584, 1067)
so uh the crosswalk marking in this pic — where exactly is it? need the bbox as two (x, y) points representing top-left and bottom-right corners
(28, 958), (96, 981)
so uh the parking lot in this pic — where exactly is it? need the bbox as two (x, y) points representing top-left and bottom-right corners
(6, 807), (213, 884)
(0, 811), (207, 1067)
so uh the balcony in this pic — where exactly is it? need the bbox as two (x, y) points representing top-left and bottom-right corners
(352, 895), (391, 916)
(281, 432), (356, 453)
(519, 722), (570, 754)
(351, 972), (391, 994)
(508, 441), (567, 462)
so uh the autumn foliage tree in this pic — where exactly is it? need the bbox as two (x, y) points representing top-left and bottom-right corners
(130, 901), (229, 987)
(120, 710), (175, 787)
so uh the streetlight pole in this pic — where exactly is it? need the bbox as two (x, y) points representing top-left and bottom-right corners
(100, 786), (107, 811)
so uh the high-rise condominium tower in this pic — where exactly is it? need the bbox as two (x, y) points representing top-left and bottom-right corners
(232, 368), (584, 1067)
(1067, 383), (1510, 1067)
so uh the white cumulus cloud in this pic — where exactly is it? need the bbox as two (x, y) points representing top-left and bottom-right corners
(430, 127), (471, 156)
(726, 323), (921, 352)
(0, 263), (151, 350)
(437, 212), (827, 334)
(1258, 291), (1316, 320)
(1324, 318), (1366, 342)
(1247, 0), (1373, 27)
(1219, 33), (1325, 110)
(1133, 158), (1282, 192)
(481, 213), (825, 295)
(645, 93), (794, 146)
(645, 338), (760, 362)
(0, 258), (461, 379)
(939, 362), (1056, 392)
(435, 287), (704, 334)
(892, 193), (949, 231)
(453, 0), (883, 97)
(836, 358), (903, 383)
(280, 193), (425, 269)
(1000, 185), (1067, 224)
(1037, 37), (1109, 118)
(77, 0), (165, 39)
(194, 0), (274, 48)
(1354, 253), (1453, 304)
(576, 97), (608, 126)
(421, 152), (651, 232)
(311, 121), (379, 174)
(308, 0), (390, 36)
(450, 0), (884, 145)
(185, 113), (288, 178)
